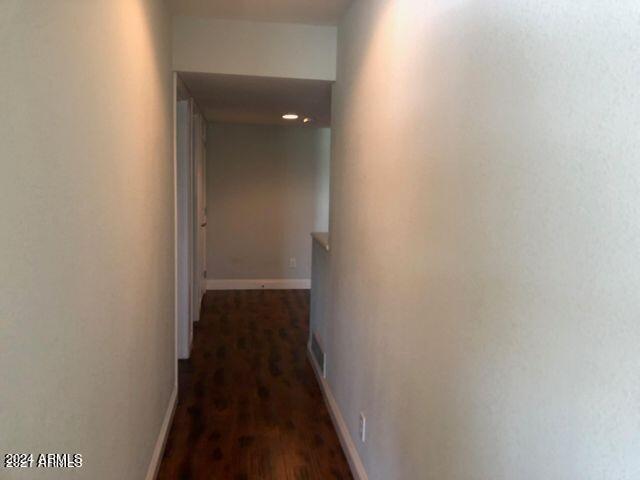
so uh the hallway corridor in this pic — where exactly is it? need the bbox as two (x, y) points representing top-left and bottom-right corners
(157, 290), (353, 480)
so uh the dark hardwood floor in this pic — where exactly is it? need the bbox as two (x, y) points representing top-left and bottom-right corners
(157, 290), (353, 480)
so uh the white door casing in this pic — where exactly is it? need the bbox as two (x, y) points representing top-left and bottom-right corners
(191, 110), (206, 322)
(176, 99), (193, 359)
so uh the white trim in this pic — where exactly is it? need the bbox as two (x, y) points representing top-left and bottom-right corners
(206, 279), (311, 290)
(176, 99), (194, 359)
(307, 350), (368, 480)
(172, 72), (179, 394)
(145, 386), (178, 480)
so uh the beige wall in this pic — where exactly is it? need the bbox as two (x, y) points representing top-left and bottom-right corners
(326, 1), (640, 479)
(206, 123), (330, 281)
(173, 15), (337, 80)
(0, 1), (174, 479)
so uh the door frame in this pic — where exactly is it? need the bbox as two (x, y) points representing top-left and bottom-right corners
(174, 73), (208, 362)
(176, 96), (194, 359)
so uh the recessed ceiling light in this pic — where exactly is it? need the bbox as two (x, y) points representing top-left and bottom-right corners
(282, 113), (299, 120)
(303, 117), (313, 124)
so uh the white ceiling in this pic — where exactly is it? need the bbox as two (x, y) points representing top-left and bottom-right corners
(169, 0), (352, 26)
(179, 72), (332, 127)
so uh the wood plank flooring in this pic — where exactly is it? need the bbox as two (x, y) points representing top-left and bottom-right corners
(157, 290), (353, 480)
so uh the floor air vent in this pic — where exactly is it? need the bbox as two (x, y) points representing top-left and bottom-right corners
(310, 332), (326, 378)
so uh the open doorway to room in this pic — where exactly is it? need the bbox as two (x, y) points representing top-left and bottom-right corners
(174, 72), (332, 362)
(164, 72), (347, 479)
(181, 72), (331, 291)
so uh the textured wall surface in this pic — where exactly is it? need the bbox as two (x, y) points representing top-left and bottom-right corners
(325, 1), (640, 479)
(0, 1), (175, 479)
(206, 123), (330, 280)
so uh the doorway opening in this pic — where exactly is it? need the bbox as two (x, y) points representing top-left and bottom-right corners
(174, 72), (332, 360)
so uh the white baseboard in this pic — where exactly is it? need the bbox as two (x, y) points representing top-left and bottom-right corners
(307, 349), (368, 480)
(206, 278), (311, 290)
(145, 385), (178, 480)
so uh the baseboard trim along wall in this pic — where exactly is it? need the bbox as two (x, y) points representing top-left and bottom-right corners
(307, 349), (369, 480)
(206, 279), (311, 290)
(145, 385), (177, 480)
